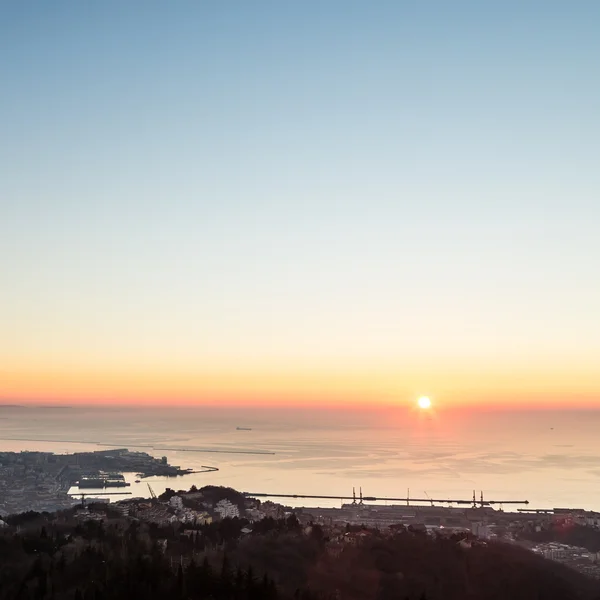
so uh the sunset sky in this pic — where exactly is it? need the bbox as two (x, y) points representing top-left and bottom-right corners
(2, 2), (599, 408)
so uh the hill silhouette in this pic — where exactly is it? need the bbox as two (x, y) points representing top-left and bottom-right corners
(1, 494), (599, 600)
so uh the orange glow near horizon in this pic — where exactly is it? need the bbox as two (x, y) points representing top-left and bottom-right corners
(1, 362), (599, 410)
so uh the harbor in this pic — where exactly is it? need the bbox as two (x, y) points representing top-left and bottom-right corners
(0, 448), (211, 514)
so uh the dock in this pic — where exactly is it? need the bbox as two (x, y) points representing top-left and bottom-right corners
(244, 490), (529, 507)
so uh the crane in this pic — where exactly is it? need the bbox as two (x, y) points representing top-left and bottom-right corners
(424, 491), (434, 506)
(471, 490), (486, 509)
(147, 483), (157, 499)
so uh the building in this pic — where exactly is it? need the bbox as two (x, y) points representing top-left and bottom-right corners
(113, 503), (130, 517)
(471, 522), (491, 540)
(246, 508), (266, 522)
(343, 530), (372, 546)
(215, 499), (240, 519)
(170, 496), (184, 511)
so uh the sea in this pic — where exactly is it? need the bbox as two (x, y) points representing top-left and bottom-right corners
(1, 405), (599, 511)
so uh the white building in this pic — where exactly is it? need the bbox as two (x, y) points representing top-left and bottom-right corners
(169, 496), (184, 511)
(113, 504), (130, 517)
(544, 547), (568, 560)
(215, 499), (240, 519)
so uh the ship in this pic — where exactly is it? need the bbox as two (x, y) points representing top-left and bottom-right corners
(78, 475), (131, 489)
(236, 427), (252, 431)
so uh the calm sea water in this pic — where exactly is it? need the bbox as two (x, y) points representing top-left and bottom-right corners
(0, 405), (599, 511)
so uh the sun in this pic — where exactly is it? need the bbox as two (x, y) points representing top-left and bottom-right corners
(417, 396), (432, 410)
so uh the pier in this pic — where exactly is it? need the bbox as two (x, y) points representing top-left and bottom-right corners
(244, 490), (529, 507)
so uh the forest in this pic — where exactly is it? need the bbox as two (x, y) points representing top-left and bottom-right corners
(1, 500), (600, 600)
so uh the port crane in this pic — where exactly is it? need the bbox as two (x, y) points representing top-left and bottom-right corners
(472, 490), (486, 509)
(147, 483), (157, 499)
(350, 487), (365, 506)
(424, 491), (434, 506)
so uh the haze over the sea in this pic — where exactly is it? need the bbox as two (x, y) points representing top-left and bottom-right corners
(1, 405), (600, 510)
(1, 2), (599, 409)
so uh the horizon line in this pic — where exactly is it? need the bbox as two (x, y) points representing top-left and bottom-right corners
(2, 400), (600, 412)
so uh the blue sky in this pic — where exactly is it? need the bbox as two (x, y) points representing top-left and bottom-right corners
(1, 1), (599, 404)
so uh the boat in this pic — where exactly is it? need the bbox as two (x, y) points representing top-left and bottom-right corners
(135, 480), (141, 483)
(236, 427), (252, 431)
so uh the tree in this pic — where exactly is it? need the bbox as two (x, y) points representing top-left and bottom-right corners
(34, 574), (48, 600)
(221, 555), (230, 579)
(310, 524), (325, 543)
(176, 564), (185, 599)
(286, 514), (301, 532)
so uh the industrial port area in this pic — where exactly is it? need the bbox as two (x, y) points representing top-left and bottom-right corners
(4, 447), (600, 579)
(0, 448), (197, 515)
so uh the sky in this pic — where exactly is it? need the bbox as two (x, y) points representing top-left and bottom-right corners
(1, 1), (599, 408)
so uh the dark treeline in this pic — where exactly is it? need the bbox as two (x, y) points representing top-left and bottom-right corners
(0, 518), (317, 600)
(2, 504), (600, 600)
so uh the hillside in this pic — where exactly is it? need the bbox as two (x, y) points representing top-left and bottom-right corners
(519, 523), (600, 553)
(1, 492), (600, 600)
